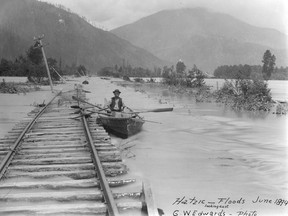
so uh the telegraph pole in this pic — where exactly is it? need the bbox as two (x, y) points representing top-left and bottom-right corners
(34, 35), (53, 92)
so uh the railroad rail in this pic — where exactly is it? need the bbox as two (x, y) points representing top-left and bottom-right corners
(0, 88), (158, 215)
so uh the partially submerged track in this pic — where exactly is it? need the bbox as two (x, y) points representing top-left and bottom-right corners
(0, 89), (158, 216)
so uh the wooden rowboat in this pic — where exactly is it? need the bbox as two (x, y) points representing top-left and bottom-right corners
(98, 113), (145, 139)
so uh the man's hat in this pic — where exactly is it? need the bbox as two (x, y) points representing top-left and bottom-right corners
(113, 89), (121, 93)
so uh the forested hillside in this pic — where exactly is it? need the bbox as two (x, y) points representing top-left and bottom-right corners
(0, 0), (167, 73)
(112, 8), (288, 74)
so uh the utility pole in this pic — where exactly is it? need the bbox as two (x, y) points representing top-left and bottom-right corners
(34, 35), (53, 92)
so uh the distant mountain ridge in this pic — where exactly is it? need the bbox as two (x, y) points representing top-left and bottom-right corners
(111, 8), (288, 73)
(0, 0), (167, 73)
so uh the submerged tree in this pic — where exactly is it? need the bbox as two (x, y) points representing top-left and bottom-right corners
(187, 64), (206, 87)
(27, 44), (43, 65)
(0, 58), (13, 76)
(262, 50), (276, 80)
(176, 59), (186, 75)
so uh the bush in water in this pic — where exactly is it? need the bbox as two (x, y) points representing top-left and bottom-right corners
(215, 79), (273, 111)
(0, 79), (32, 94)
(134, 77), (144, 83)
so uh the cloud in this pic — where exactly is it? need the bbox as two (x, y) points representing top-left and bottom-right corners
(41, 0), (287, 33)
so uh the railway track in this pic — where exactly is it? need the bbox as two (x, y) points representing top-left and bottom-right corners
(0, 89), (158, 216)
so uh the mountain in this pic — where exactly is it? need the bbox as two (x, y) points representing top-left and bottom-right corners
(111, 8), (288, 74)
(0, 0), (167, 73)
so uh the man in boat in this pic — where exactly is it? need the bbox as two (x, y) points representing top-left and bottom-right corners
(107, 89), (126, 117)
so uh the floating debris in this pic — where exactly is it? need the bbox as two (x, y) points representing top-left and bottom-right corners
(82, 80), (89, 85)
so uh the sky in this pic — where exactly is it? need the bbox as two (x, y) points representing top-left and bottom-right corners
(41, 0), (288, 34)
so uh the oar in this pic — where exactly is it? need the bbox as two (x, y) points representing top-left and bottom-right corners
(144, 119), (162, 124)
(127, 107), (173, 114)
(70, 113), (92, 120)
(125, 106), (143, 119)
(82, 89), (91, 93)
(70, 105), (108, 112)
(72, 96), (104, 110)
(85, 109), (111, 116)
(71, 105), (95, 109)
(70, 110), (111, 119)
(125, 107), (161, 124)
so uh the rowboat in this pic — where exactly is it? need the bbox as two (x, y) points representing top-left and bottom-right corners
(71, 96), (173, 138)
(98, 113), (145, 139)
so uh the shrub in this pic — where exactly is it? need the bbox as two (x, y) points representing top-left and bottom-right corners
(0, 80), (32, 94)
(215, 79), (272, 111)
(134, 77), (144, 83)
(148, 78), (155, 83)
(123, 76), (131, 81)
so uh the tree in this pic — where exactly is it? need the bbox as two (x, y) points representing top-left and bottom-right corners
(26, 44), (43, 65)
(176, 59), (186, 75)
(188, 64), (205, 87)
(262, 50), (276, 80)
(47, 58), (57, 68)
(188, 64), (198, 78)
(26, 44), (46, 82)
(162, 66), (174, 78)
(0, 58), (12, 76)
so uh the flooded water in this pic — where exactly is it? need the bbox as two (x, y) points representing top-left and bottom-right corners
(0, 77), (287, 215)
(86, 78), (288, 216)
(131, 77), (288, 101)
(0, 83), (75, 138)
(0, 90), (53, 138)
